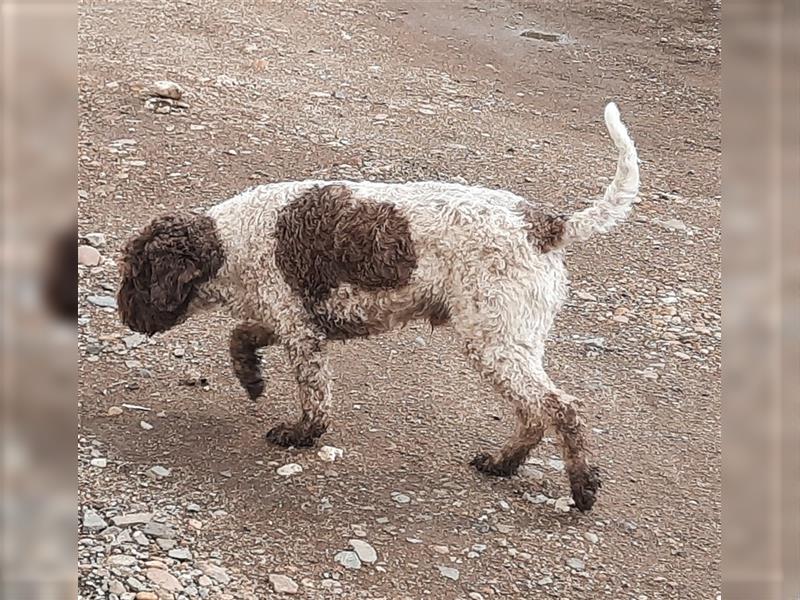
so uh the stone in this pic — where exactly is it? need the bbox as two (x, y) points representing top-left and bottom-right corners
(197, 576), (213, 587)
(276, 463), (302, 476)
(109, 580), (126, 595)
(143, 521), (175, 539)
(317, 446), (343, 462)
(554, 496), (573, 513)
(391, 492), (411, 504)
(566, 557), (586, 571)
(83, 232), (106, 247)
(575, 290), (597, 301)
(168, 548), (192, 561)
(146, 568), (183, 592)
(112, 512), (153, 527)
(91, 458), (107, 468)
(123, 333), (147, 349)
(520, 29), (563, 42)
(147, 466), (171, 479)
(584, 532), (599, 544)
(133, 531), (149, 547)
(437, 566), (460, 581)
(108, 406), (124, 417)
(151, 81), (184, 100)
(269, 574), (299, 595)
(78, 245), (102, 266)
(537, 576), (553, 585)
(87, 295), (117, 309)
(172, 347), (185, 358)
(186, 503), (201, 513)
(135, 593), (158, 600)
(156, 538), (176, 550)
(349, 539), (377, 564)
(198, 562), (231, 585)
(107, 554), (137, 567)
(518, 465), (545, 481)
(127, 577), (147, 592)
(334, 550), (362, 570)
(140, 421), (154, 431)
(83, 509), (108, 532)
(432, 545), (449, 555)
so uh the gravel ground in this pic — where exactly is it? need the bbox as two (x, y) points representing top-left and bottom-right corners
(78, 1), (721, 598)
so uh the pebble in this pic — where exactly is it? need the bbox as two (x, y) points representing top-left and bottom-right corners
(198, 562), (231, 585)
(173, 347), (186, 358)
(518, 465), (545, 481)
(437, 566), (460, 581)
(147, 466), (171, 479)
(432, 545), (449, 555)
(146, 567), (183, 592)
(168, 548), (193, 561)
(133, 531), (149, 546)
(140, 420), (154, 431)
(391, 492), (411, 504)
(554, 496), (573, 513)
(109, 580), (126, 595)
(107, 554), (137, 567)
(186, 503), (201, 513)
(151, 80), (184, 100)
(90, 458), (107, 468)
(566, 557), (586, 571)
(127, 577), (147, 592)
(349, 539), (377, 564)
(87, 295), (117, 309)
(156, 538), (176, 550)
(112, 512), (153, 527)
(575, 290), (597, 301)
(334, 550), (362, 570)
(269, 574), (299, 595)
(537, 576), (553, 585)
(123, 333), (147, 349)
(83, 232), (106, 247)
(584, 532), (599, 544)
(78, 245), (102, 266)
(317, 446), (343, 462)
(197, 575), (213, 587)
(276, 463), (302, 476)
(143, 521), (175, 539)
(135, 593), (158, 600)
(83, 509), (108, 532)
(108, 406), (124, 417)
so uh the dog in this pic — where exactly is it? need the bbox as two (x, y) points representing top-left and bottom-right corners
(118, 103), (639, 511)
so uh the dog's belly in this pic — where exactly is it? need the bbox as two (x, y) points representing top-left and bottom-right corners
(312, 283), (447, 341)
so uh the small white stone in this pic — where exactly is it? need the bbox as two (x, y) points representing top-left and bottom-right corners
(269, 573), (299, 594)
(317, 446), (343, 462)
(140, 420), (154, 431)
(78, 245), (102, 266)
(151, 80), (184, 100)
(147, 465), (171, 479)
(334, 550), (361, 570)
(349, 539), (377, 564)
(437, 565), (460, 581)
(90, 458), (107, 468)
(277, 463), (302, 477)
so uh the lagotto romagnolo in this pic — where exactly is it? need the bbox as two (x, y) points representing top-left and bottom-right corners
(118, 103), (639, 512)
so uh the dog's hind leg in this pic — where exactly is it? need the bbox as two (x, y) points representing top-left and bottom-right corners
(229, 322), (278, 400)
(265, 333), (331, 448)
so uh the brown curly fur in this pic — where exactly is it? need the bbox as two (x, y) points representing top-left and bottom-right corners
(519, 203), (568, 253)
(229, 322), (278, 400)
(117, 215), (224, 335)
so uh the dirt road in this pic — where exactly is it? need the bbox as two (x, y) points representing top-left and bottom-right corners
(78, 1), (721, 598)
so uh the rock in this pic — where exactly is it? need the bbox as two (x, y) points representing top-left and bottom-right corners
(537, 576), (553, 585)
(133, 530), (149, 546)
(391, 492), (411, 504)
(78, 245), (102, 266)
(108, 406), (124, 417)
(147, 466), (171, 479)
(107, 554), (138, 567)
(334, 550), (362, 570)
(198, 562), (231, 585)
(168, 548), (192, 561)
(197, 575), (213, 587)
(83, 509), (108, 532)
(566, 557), (586, 571)
(317, 446), (343, 462)
(83, 232), (106, 247)
(520, 29), (563, 42)
(109, 580), (126, 595)
(186, 503), (201, 513)
(151, 81), (184, 100)
(575, 290), (597, 301)
(276, 463), (302, 476)
(90, 458), (108, 468)
(87, 295), (117, 309)
(437, 566), (460, 581)
(349, 539), (377, 564)
(554, 496), (573, 513)
(432, 545), (449, 555)
(112, 512), (153, 527)
(156, 538), (176, 550)
(518, 465), (545, 481)
(269, 574), (299, 595)
(127, 576), (147, 592)
(140, 421), (154, 431)
(655, 218), (688, 232)
(584, 532), (599, 544)
(524, 493), (550, 505)
(143, 521), (176, 539)
(146, 568), (183, 592)
(135, 593), (158, 600)
(172, 347), (185, 358)
(123, 333), (147, 349)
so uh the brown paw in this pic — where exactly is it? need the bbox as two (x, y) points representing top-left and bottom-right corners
(244, 378), (264, 401)
(570, 465), (602, 512)
(265, 421), (324, 448)
(470, 452), (519, 477)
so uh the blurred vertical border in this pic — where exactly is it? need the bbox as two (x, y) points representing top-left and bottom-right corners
(1, 0), (77, 598)
(724, 0), (799, 598)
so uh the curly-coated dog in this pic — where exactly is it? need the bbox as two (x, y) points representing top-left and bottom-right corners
(118, 103), (639, 512)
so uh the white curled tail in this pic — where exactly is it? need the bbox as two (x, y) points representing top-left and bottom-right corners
(561, 102), (640, 245)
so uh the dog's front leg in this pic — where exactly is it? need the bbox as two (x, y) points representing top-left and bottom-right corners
(265, 334), (331, 448)
(229, 322), (279, 400)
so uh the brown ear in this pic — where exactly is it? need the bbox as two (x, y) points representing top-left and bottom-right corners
(149, 255), (202, 312)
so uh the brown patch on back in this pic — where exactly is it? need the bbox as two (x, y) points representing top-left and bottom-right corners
(519, 203), (567, 253)
(275, 184), (418, 320)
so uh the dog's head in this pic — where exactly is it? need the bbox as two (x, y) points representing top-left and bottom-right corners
(117, 214), (224, 335)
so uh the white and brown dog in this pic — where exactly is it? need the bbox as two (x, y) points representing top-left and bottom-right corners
(118, 103), (639, 511)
